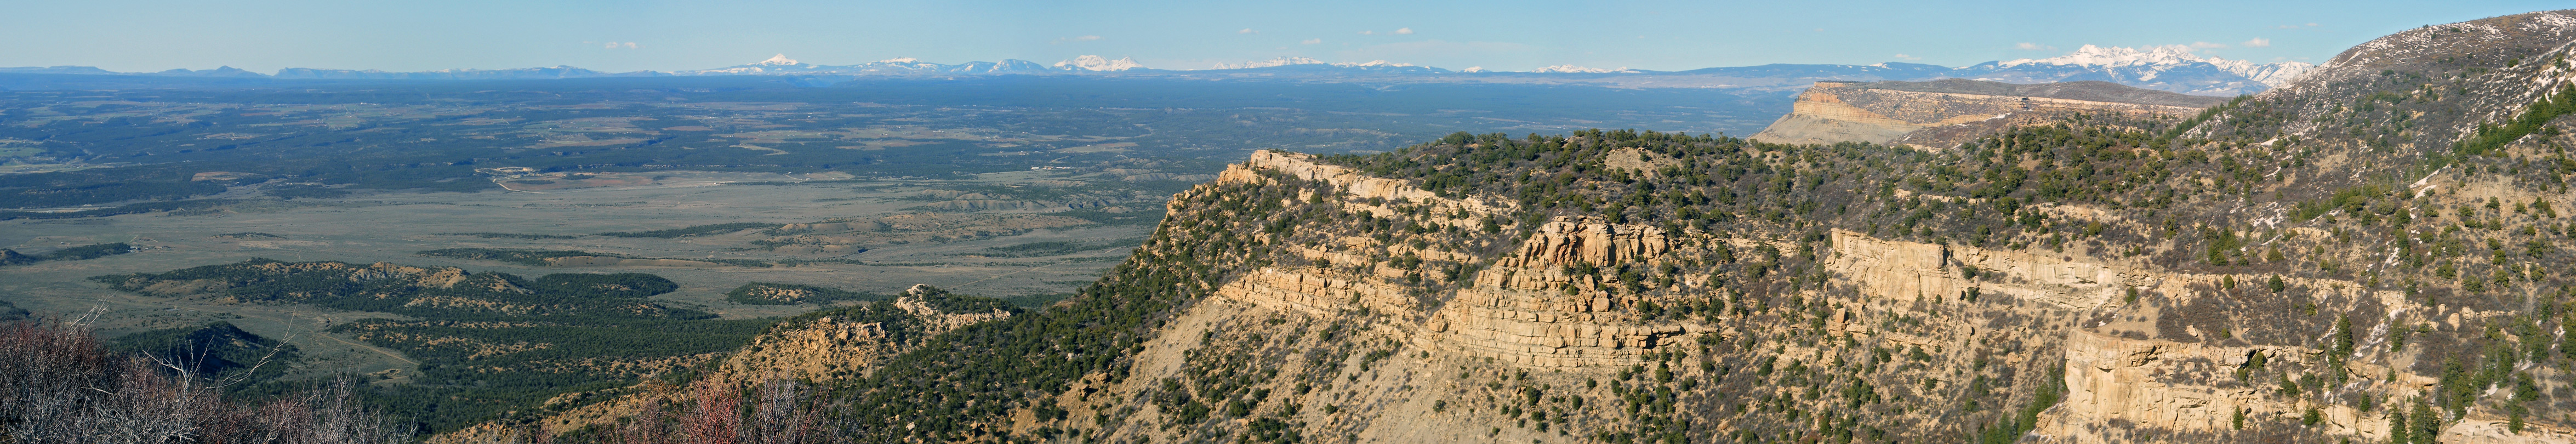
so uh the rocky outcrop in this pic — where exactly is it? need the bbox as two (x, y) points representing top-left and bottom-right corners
(1428, 220), (1691, 366)
(713, 287), (1011, 383)
(2044, 331), (2360, 442)
(1209, 151), (1694, 367)
(1826, 230), (2141, 308)
(1514, 221), (1673, 266)
(1219, 150), (1510, 212)
(1751, 79), (2220, 148)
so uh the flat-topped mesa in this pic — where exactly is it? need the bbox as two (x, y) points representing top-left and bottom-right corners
(1751, 79), (2224, 149)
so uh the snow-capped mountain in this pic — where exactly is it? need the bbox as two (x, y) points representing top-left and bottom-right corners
(1987, 44), (2314, 89)
(1053, 55), (1145, 71)
(1336, 60), (1417, 69)
(947, 59), (1055, 74)
(2205, 59), (2315, 87)
(678, 54), (837, 75)
(1999, 45), (2202, 69)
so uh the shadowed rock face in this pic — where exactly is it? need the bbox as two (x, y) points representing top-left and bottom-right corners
(1751, 79), (2222, 148)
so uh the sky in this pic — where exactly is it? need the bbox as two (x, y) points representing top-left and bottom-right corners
(1, 1), (2564, 73)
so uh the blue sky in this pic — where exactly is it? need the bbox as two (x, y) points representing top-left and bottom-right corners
(3, 1), (2563, 73)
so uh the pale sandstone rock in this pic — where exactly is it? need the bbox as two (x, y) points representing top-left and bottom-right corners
(1751, 81), (2210, 148)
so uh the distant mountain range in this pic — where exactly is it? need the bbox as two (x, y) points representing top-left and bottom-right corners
(0, 45), (2312, 96)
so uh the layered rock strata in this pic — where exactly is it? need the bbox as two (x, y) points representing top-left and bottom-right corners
(1751, 79), (2223, 148)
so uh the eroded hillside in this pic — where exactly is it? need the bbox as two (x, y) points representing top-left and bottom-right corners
(435, 9), (2576, 444)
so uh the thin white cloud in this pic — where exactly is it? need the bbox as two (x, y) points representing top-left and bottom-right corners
(2015, 42), (2054, 50)
(1239, 29), (1256, 34)
(1358, 30), (1374, 35)
(601, 42), (640, 49)
(1301, 38), (1322, 44)
(2241, 37), (2271, 48)
(1051, 35), (1105, 44)
(2306, 22), (2319, 27)
(1894, 54), (1921, 60)
(1394, 27), (1414, 35)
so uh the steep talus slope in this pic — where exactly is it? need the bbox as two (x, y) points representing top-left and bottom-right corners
(1752, 79), (2222, 149)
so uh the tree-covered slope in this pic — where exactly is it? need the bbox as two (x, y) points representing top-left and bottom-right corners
(451, 9), (2576, 444)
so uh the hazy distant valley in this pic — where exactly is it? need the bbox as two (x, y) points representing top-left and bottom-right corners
(0, 72), (1789, 431)
(15, 8), (2576, 444)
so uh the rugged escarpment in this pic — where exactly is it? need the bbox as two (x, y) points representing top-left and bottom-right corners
(1751, 79), (2226, 148)
(449, 9), (2576, 444)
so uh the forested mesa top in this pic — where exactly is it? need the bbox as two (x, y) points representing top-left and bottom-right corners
(14, 8), (2576, 444)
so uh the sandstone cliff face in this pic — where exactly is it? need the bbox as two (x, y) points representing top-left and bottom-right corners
(440, 15), (2576, 436)
(1207, 152), (1697, 367)
(2045, 328), (2576, 444)
(1822, 224), (2564, 442)
(1056, 149), (2576, 444)
(2050, 331), (2350, 441)
(1750, 80), (2215, 149)
(1432, 220), (1690, 367)
(1826, 229), (2159, 309)
(1221, 149), (1512, 212)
